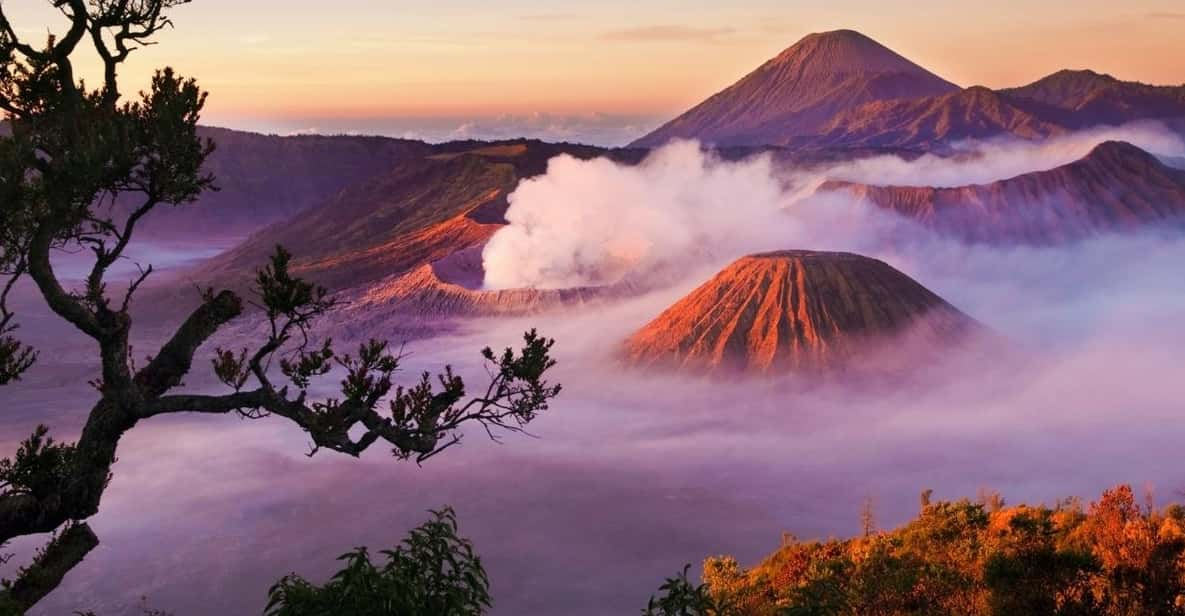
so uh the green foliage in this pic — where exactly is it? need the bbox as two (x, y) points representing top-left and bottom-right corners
(0, 426), (77, 500)
(256, 246), (334, 326)
(645, 565), (724, 616)
(212, 346), (252, 391)
(478, 328), (562, 419)
(280, 339), (334, 391)
(0, 331), (35, 385)
(265, 507), (491, 616)
(339, 339), (400, 402)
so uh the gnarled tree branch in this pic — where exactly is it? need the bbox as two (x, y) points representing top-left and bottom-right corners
(135, 289), (243, 397)
(0, 523), (99, 613)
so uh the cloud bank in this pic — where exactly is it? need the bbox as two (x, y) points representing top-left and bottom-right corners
(482, 123), (1185, 290)
(17, 226), (1185, 616)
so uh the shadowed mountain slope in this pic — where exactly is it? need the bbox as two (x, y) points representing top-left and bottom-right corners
(810, 86), (1070, 150)
(1002, 69), (1185, 128)
(818, 141), (1185, 244)
(123, 127), (432, 237)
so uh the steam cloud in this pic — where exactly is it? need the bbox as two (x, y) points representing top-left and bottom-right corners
(482, 123), (1185, 290)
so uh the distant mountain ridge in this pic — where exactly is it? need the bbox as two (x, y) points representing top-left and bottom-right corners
(126, 126), (432, 237)
(808, 86), (1070, 150)
(633, 31), (1185, 149)
(818, 141), (1185, 243)
(1002, 69), (1185, 127)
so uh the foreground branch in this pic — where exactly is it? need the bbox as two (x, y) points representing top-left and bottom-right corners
(0, 523), (99, 613)
(135, 290), (243, 397)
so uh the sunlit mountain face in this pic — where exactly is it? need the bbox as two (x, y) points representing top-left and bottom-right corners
(4, 7), (1185, 615)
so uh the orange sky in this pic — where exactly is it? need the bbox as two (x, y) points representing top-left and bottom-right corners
(5, 1), (1185, 126)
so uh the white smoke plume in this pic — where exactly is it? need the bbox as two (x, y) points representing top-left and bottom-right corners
(482, 123), (1185, 290)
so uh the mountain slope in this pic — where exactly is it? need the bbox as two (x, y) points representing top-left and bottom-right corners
(818, 141), (1185, 244)
(623, 251), (977, 374)
(197, 140), (613, 291)
(339, 259), (627, 322)
(631, 30), (959, 148)
(811, 86), (1069, 150)
(123, 127), (431, 237)
(1002, 69), (1185, 127)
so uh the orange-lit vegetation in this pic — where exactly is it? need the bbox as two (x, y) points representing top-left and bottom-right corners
(669, 485), (1185, 615)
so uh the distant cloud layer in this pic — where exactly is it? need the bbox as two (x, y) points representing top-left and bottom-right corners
(247, 113), (661, 147)
(1147, 11), (1185, 19)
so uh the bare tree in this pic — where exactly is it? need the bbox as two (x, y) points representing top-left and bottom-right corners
(0, 2), (561, 612)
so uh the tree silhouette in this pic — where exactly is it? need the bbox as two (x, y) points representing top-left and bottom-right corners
(0, 2), (560, 612)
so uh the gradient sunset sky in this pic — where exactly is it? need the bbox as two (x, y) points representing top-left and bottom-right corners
(7, 0), (1185, 144)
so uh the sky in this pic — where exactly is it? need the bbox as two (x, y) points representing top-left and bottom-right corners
(5, 0), (1185, 144)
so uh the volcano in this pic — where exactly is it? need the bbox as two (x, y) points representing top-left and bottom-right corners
(623, 251), (977, 374)
(818, 141), (1185, 244)
(631, 30), (1185, 150)
(630, 30), (959, 148)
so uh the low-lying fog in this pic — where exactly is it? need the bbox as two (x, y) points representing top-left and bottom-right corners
(6, 129), (1185, 615)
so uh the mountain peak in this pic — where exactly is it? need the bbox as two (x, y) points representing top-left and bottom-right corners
(1086, 140), (1153, 159)
(771, 29), (931, 75)
(1077, 140), (1180, 174)
(1037, 68), (1119, 86)
(623, 251), (978, 374)
(630, 30), (958, 147)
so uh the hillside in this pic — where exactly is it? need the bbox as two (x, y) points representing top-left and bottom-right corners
(196, 140), (617, 292)
(818, 141), (1185, 243)
(323, 252), (634, 340)
(122, 127), (431, 237)
(1002, 69), (1185, 128)
(811, 86), (1068, 150)
(623, 251), (977, 374)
